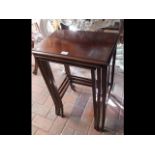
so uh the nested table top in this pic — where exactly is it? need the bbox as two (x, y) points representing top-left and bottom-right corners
(33, 30), (118, 65)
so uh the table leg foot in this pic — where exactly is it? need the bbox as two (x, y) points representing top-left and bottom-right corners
(94, 124), (100, 131)
(60, 107), (64, 117)
(55, 107), (60, 115)
(33, 58), (38, 75)
(70, 84), (76, 91)
(33, 70), (38, 75)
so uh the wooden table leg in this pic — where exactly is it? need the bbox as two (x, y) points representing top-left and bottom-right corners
(109, 46), (116, 93)
(100, 66), (108, 131)
(96, 67), (102, 130)
(36, 58), (64, 117)
(91, 68), (99, 130)
(33, 57), (39, 75)
(91, 67), (107, 132)
(64, 64), (75, 90)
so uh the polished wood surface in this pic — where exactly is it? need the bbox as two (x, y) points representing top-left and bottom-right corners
(33, 30), (118, 65)
(32, 30), (118, 131)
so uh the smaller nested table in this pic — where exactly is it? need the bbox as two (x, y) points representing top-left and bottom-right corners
(32, 30), (118, 131)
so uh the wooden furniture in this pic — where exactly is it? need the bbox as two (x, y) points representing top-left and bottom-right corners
(60, 23), (69, 30)
(101, 20), (123, 43)
(32, 22), (41, 75)
(32, 38), (39, 75)
(32, 30), (118, 131)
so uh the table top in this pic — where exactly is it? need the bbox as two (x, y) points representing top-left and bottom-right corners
(32, 30), (118, 65)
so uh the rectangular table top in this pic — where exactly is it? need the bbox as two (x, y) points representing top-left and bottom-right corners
(32, 30), (118, 65)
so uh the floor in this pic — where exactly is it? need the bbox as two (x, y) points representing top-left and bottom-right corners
(32, 59), (124, 135)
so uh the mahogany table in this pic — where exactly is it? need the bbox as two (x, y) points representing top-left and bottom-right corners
(32, 30), (118, 131)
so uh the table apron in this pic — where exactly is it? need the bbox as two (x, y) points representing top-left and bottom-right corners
(33, 53), (106, 69)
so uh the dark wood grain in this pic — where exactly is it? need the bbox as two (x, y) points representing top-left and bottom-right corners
(32, 30), (118, 131)
(33, 30), (118, 65)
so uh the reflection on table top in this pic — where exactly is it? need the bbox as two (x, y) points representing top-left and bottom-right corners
(32, 30), (118, 65)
